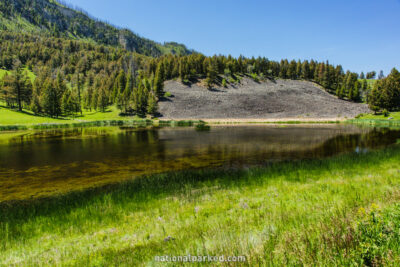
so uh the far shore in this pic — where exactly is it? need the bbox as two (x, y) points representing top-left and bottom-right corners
(159, 117), (346, 124)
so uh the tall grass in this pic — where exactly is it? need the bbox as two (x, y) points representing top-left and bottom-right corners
(0, 119), (206, 132)
(349, 118), (400, 127)
(1, 145), (400, 265)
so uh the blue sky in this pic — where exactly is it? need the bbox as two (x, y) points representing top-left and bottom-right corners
(63, 0), (400, 75)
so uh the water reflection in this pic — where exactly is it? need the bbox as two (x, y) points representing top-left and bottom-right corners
(0, 125), (399, 201)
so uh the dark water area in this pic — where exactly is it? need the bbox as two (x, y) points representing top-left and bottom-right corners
(0, 124), (399, 201)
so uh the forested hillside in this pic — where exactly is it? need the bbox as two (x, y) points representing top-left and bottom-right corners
(0, 0), (193, 56)
(0, 30), (383, 119)
(1, 0), (398, 121)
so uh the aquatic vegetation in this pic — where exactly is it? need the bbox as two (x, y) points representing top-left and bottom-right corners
(1, 145), (400, 265)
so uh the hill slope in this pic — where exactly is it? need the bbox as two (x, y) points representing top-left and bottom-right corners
(0, 0), (193, 57)
(159, 78), (370, 119)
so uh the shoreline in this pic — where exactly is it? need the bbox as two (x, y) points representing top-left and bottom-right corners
(160, 117), (345, 124)
(0, 118), (345, 131)
(2, 117), (400, 132)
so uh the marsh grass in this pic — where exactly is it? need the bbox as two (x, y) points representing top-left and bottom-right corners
(0, 119), (205, 132)
(1, 146), (400, 265)
(349, 118), (400, 127)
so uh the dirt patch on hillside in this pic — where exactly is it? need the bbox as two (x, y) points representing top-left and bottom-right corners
(159, 78), (370, 120)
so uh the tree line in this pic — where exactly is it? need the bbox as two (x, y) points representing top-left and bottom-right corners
(0, 31), (397, 119)
(149, 54), (373, 102)
(368, 68), (400, 113)
(0, 32), (161, 117)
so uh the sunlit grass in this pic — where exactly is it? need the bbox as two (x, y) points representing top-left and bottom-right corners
(0, 105), (137, 126)
(1, 145), (400, 265)
(356, 111), (400, 120)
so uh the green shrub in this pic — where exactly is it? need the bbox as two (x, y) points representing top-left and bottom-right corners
(355, 113), (364, 119)
(222, 78), (227, 88)
(354, 204), (400, 266)
(383, 109), (389, 117)
(163, 92), (172, 98)
(251, 73), (259, 82)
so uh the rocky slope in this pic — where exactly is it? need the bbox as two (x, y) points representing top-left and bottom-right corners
(159, 78), (370, 119)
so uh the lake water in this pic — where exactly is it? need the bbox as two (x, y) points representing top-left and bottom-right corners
(0, 124), (399, 202)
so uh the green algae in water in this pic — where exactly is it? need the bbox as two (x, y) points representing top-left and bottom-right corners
(1, 124), (400, 202)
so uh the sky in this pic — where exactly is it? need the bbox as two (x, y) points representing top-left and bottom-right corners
(63, 0), (400, 75)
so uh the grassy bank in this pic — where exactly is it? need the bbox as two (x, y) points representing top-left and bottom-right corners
(1, 146), (400, 265)
(0, 105), (132, 126)
(349, 112), (400, 126)
(0, 105), (205, 131)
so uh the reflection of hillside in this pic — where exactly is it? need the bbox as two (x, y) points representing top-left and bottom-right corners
(157, 125), (373, 157)
(1, 125), (400, 202)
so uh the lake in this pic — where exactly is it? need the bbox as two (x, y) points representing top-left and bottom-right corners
(0, 124), (399, 202)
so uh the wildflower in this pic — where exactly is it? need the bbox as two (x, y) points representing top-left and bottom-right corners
(358, 207), (366, 216)
(371, 203), (380, 212)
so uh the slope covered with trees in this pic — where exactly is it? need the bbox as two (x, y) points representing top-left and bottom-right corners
(0, 31), (377, 120)
(0, 0), (193, 57)
(1, 0), (397, 121)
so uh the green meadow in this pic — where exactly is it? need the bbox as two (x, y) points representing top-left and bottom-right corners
(1, 145), (400, 266)
(0, 104), (142, 126)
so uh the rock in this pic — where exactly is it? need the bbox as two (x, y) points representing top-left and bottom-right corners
(241, 202), (249, 209)
(164, 236), (175, 242)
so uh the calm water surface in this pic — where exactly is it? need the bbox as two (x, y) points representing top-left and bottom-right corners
(0, 124), (399, 201)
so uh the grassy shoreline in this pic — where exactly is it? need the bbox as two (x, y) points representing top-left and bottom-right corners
(1, 145), (400, 265)
(351, 112), (400, 126)
(0, 105), (207, 131)
(0, 105), (346, 131)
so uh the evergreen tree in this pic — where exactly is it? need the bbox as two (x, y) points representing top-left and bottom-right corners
(366, 71), (376, 79)
(301, 61), (310, 80)
(146, 92), (158, 116)
(153, 62), (164, 98)
(378, 70), (385, 80)
(74, 72), (83, 115)
(352, 81), (361, 102)
(42, 80), (61, 117)
(30, 79), (42, 114)
(1, 67), (32, 111)
(97, 85), (109, 112)
(368, 83), (383, 114)
(205, 59), (218, 88)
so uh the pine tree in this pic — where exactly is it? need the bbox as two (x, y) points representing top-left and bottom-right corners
(153, 63), (164, 98)
(368, 83), (383, 114)
(146, 92), (158, 116)
(74, 73), (83, 115)
(378, 70), (385, 80)
(352, 81), (360, 102)
(287, 60), (297, 79)
(113, 70), (126, 101)
(348, 86), (354, 100)
(83, 85), (94, 111)
(205, 59), (218, 88)
(42, 80), (61, 117)
(97, 85), (109, 112)
(301, 61), (310, 80)
(361, 79), (369, 96)
(1, 67), (33, 111)
(30, 80), (42, 114)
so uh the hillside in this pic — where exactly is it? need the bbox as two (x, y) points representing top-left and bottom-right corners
(159, 78), (370, 120)
(0, 0), (193, 57)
